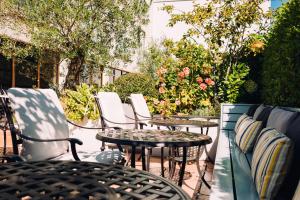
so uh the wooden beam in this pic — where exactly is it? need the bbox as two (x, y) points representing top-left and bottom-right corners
(11, 57), (15, 87)
(37, 60), (41, 88)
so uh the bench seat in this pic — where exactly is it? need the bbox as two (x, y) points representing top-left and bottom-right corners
(210, 130), (259, 200)
(210, 103), (259, 200)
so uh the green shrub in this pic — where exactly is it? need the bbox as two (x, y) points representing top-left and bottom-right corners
(105, 73), (157, 102)
(262, 0), (300, 106)
(60, 83), (100, 122)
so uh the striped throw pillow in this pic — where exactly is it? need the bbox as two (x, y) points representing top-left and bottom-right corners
(234, 113), (251, 133)
(235, 118), (262, 153)
(252, 128), (294, 200)
(293, 181), (300, 200)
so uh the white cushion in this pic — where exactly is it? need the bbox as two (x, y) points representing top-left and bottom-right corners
(96, 92), (129, 129)
(8, 88), (69, 161)
(130, 93), (152, 122)
(266, 107), (297, 133)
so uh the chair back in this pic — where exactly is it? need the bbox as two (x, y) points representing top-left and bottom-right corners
(96, 92), (131, 129)
(7, 88), (69, 161)
(130, 94), (152, 122)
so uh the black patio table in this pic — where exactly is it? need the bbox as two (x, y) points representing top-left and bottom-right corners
(148, 118), (218, 134)
(96, 129), (212, 187)
(0, 160), (190, 200)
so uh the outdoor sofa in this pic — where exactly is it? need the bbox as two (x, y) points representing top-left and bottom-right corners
(211, 103), (300, 200)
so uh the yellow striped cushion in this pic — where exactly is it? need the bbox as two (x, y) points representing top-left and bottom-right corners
(235, 118), (262, 153)
(234, 113), (251, 133)
(293, 181), (300, 200)
(252, 128), (294, 199)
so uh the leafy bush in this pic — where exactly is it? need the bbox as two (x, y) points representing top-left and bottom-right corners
(138, 43), (167, 80)
(105, 73), (157, 102)
(262, 0), (300, 106)
(144, 40), (216, 116)
(60, 83), (99, 122)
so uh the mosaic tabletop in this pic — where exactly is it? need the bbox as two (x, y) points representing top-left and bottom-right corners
(96, 129), (212, 147)
(0, 160), (190, 200)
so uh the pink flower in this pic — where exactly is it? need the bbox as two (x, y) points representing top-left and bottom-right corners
(157, 67), (167, 76)
(175, 99), (181, 105)
(199, 83), (207, 91)
(205, 78), (215, 86)
(160, 100), (166, 106)
(183, 67), (190, 76)
(196, 76), (203, 84)
(178, 71), (185, 79)
(159, 87), (165, 94)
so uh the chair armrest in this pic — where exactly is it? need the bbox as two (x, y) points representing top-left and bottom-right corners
(14, 128), (83, 161)
(138, 122), (148, 129)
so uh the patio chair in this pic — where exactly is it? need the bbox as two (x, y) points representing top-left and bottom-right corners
(129, 94), (153, 124)
(1, 88), (124, 164)
(95, 92), (168, 169)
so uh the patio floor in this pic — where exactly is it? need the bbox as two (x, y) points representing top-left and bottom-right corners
(134, 156), (214, 199)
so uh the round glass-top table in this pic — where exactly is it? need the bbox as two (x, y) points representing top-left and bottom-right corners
(96, 129), (212, 187)
(0, 160), (190, 200)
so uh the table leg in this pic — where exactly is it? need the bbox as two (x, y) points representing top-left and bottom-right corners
(131, 145), (136, 168)
(161, 147), (164, 177)
(168, 147), (172, 176)
(146, 147), (151, 171)
(196, 145), (211, 189)
(178, 147), (187, 187)
(141, 146), (146, 171)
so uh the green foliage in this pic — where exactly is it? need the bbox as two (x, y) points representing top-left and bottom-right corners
(262, 0), (300, 106)
(105, 73), (157, 103)
(138, 43), (168, 80)
(162, 0), (270, 103)
(0, 36), (34, 59)
(244, 79), (258, 94)
(144, 39), (215, 116)
(220, 63), (250, 103)
(1, 0), (150, 89)
(61, 83), (99, 122)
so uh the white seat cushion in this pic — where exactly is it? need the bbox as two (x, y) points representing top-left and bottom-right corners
(96, 92), (129, 129)
(8, 88), (69, 161)
(130, 93), (152, 122)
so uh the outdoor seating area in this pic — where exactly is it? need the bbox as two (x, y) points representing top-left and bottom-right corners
(0, 0), (300, 199)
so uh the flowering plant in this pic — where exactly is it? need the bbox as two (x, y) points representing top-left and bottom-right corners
(148, 39), (216, 116)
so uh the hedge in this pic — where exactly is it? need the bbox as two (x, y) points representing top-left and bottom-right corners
(261, 0), (300, 106)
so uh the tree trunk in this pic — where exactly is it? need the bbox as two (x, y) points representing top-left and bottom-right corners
(63, 55), (85, 89)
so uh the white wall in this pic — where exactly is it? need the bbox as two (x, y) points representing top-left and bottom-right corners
(124, 0), (271, 73)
